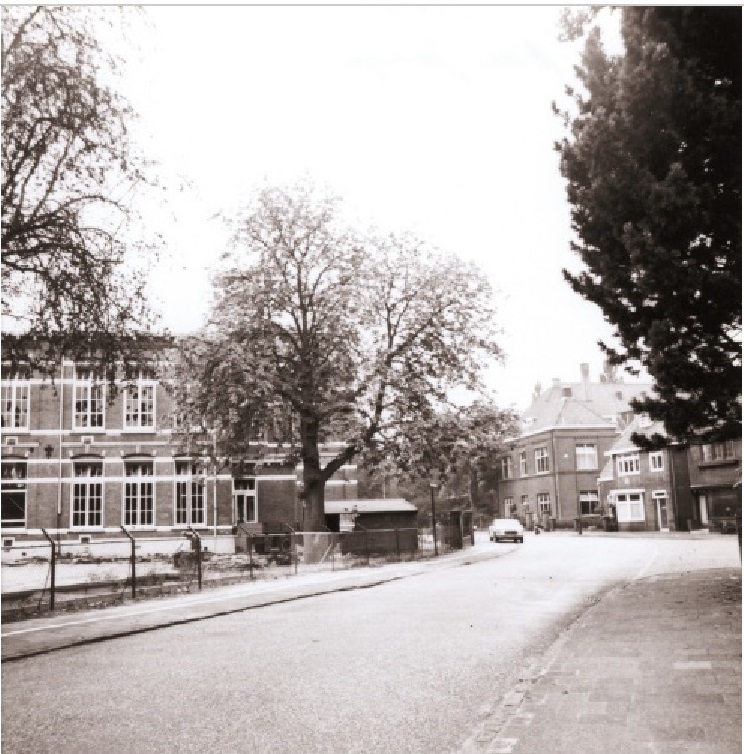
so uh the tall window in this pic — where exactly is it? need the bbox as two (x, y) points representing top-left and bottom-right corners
(124, 461), (154, 526)
(519, 451), (527, 477)
(579, 490), (600, 515)
(649, 451), (664, 472)
(72, 462), (103, 527)
(702, 441), (738, 462)
(534, 447), (549, 474)
(1, 382), (29, 429)
(575, 443), (597, 470)
(503, 496), (514, 515)
(615, 492), (644, 522)
(74, 369), (104, 429)
(234, 479), (257, 523)
(537, 493), (551, 515)
(175, 460), (205, 526)
(520, 494), (529, 510)
(1, 461), (26, 528)
(124, 375), (155, 429)
(501, 456), (513, 479)
(616, 452), (640, 475)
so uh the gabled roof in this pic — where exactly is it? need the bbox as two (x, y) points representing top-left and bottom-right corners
(324, 498), (417, 514)
(605, 416), (668, 456)
(521, 379), (654, 435)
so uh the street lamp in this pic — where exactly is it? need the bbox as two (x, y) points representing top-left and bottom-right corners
(429, 483), (439, 556)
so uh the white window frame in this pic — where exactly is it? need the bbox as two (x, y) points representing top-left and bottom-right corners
(73, 368), (105, 431)
(124, 460), (155, 527)
(534, 447), (549, 474)
(519, 451), (527, 477)
(614, 492), (645, 522)
(123, 376), (156, 431)
(501, 456), (513, 479)
(616, 452), (640, 476)
(1, 380), (30, 430)
(520, 494), (529, 510)
(575, 443), (598, 471)
(579, 490), (600, 515)
(233, 478), (257, 523)
(1, 460), (27, 529)
(71, 461), (103, 528)
(649, 451), (664, 472)
(537, 493), (551, 515)
(503, 496), (514, 514)
(174, 460), (206, 526)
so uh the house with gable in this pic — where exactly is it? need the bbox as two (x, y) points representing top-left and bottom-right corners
(495, 363), (653, 528)
(597, 416), (695, 532)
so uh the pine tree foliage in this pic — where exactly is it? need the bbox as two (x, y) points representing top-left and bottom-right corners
(174, 183), (507, 530)
(556, 7), (741, 445)
(2, 6), (158, 375)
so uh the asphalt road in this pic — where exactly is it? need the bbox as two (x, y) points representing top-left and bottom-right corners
(2, 534), (735, 754)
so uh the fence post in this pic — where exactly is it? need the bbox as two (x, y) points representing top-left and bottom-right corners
(395, 527), (400, 562)
(188, 527), (202, 590)
(285, 525), (297, 575)
(359, 524), (369, 565)
(120, 526), (136, 599)
(41, 528), (56, 611)
(248, 533), (254, 580)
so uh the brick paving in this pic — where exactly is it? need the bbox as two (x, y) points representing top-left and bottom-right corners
(456, 567), (741, 754)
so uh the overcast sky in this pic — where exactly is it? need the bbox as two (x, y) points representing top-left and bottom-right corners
(122, 5), (638, 410)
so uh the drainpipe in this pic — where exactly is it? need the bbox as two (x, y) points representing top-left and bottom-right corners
(551, 432), (561, 521)
(56, 360), (64, 554)
(669, 444), (677, 530)
(212, 434), (217, 550)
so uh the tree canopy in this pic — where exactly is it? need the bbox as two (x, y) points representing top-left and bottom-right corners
(2, 6), (158, 374)
(556, 7), (741, 445)
(174, 183), (507, 529)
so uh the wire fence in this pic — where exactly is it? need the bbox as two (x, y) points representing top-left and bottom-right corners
(1, 523), (472, 620)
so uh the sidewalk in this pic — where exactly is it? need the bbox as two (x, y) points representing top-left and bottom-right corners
(457, 567), (742, 754)
(0, 542), (499, 663)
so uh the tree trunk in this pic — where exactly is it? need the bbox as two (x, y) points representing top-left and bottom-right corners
(300, 414), (326, 531)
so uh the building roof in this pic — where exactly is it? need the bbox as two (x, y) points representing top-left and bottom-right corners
(597, 416), (668, 482)
(520, 368), (654, 436)
(324, 498), (417, 514)
(606, 415), (668, 455)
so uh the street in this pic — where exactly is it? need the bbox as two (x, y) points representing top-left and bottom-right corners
(1, 533), (738, 754)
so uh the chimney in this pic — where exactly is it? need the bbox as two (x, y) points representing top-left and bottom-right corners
(552, 378), (560, 389)
(580, 362), (590, 400)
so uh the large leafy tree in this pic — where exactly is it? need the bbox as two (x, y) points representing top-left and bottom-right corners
(358, 399), (518, 516)
(175, 183), (505, 530)
(556, 7), (741, 445)
(2, 6), (157, 374)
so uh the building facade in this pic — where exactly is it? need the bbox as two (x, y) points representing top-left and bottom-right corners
(597, 417), (695, 532)
(495, 364), (654, 528)
(0, 359), (358, 548)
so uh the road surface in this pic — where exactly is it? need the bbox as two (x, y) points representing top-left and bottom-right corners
(2, 533), (736, 754)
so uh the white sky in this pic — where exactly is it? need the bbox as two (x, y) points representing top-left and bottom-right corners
(119, 5), (643, 411)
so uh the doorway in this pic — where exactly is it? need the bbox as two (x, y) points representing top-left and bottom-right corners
(655, 496), (669, 532)
(699, 493), (709, 526)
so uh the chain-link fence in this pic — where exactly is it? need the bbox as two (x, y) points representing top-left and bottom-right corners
(1, 523), (469, 620)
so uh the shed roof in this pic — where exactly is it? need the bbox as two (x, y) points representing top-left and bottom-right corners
(324, 498), (417, 514)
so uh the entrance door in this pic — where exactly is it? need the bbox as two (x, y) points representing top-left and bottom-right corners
(699, 493), (709, 525)
(656, 497), (669, 531)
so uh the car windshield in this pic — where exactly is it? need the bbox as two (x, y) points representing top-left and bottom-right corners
(493, 519), (520, 526)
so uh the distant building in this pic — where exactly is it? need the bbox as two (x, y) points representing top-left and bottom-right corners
(686, 438), (741, 531)
(495, 363), (653, 528)
(597, 416), (693, 532)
